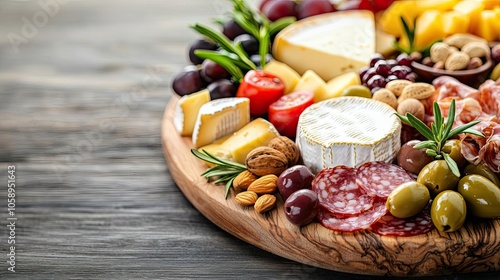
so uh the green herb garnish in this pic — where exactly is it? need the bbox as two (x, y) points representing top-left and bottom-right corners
(191, 149), (247, 199)
(396, 99), (484, 177)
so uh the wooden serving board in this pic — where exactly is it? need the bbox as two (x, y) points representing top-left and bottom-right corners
(161, 96), (500, 277)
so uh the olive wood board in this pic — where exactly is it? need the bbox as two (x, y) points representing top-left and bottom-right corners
(161, 96), (500, 276)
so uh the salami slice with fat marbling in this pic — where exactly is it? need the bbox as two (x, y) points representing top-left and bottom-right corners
(370, 203), (434, 237)
(317, 199), (388, 232)
(312, 166), (374, 216)
(356, 161), (415, 199)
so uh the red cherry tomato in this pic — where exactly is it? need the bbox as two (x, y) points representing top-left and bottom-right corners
(268, 91), (314, 139)
(236, 70), (285, 116)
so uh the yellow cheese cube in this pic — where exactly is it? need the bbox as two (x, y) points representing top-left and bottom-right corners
(174, 89), (210, 136)
(417, 0), (459, 12)
(376, 29), (396, 57)
(442, 11), (470, 35)
(379, 1), (419, 37)
(293, 70), (329, 103)
(325, 72), (361, 99)
(414, 10), (447, 51)
(224, 118), (280, 164)
(263, 60), (301, 94)
(476, 0), (500, 9)
(475, 10), (499, 41)
(453, 0), (485, 34)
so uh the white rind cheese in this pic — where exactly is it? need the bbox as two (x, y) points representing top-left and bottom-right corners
(192, 97), (250, 148)
(272, 10), (375, 81)
(296, 97), (401, 173)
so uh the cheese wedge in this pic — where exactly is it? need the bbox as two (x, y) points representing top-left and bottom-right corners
(296, 97), (401, 173)
(224, 118), (280, 164)
(272, 11), (375, 81)
(192, 97), (250, 148)
(174, 89), (211, 136)
(263, 60), (301, 94)
(293, 70), (329, 103)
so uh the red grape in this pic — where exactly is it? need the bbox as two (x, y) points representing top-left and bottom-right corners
(297, 0), (336, 20)
(367, 74), (386, 89)
(375, 61), (391, 77)
(370, 53), (384, 67)
(396, 53), (413, 67)
(200, 59), (230, 83)
(172, 65), (205, 96)
(262, 0), (297, 22)
(207, 79), (237, 100)
(222, 19), (246, 40)
(259, 0), (276, 11)
(233, 34), (259, 55)
(188, 38), (218, 65)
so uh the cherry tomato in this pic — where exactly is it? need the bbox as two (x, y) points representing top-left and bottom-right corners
(236, 70), (285, 116)
(268, 91), (314, 139)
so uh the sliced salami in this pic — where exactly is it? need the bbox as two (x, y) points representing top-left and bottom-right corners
(317, 199), (388, 232)
(356, 161), (415, 199)
(370, 203), (434, 237)
(312, 166), (374, 216)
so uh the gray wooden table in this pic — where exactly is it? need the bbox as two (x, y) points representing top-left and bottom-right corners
(0, 0), (499, 279)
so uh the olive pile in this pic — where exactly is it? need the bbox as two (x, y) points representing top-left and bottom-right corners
(393, 139), (500, 233)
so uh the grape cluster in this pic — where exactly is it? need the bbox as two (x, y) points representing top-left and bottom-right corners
(360, 53), (416, 94)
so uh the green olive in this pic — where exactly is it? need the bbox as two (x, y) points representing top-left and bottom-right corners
(442, 139), (466, 168)
(342, 85), (371, 98)
(386, 182), (430, 218)
(463, 163), (500, 187)
(458, 174), (500, 218)
(417, 160), (460, 196)
(431, 190), (467, 232)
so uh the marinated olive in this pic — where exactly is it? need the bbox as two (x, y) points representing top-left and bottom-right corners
(386, 182), (430, 218)
(417, 160), (460, 196)
(464, 163), (500, 187)
(397, 140), (434, 174)
(458, 174), (500, 218)
(277, 165), (315, 200)
(342, 85), (371, 98)
(284, 189), (319, 226)
(442, 139), (467, 168)
(431, 190), (467, 232)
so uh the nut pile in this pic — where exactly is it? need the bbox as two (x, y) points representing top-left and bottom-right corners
(421, 34), (491, 71)
(233, 136), (300, 214)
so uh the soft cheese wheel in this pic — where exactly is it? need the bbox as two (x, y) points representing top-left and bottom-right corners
(296, 97), (401, 173)
(272, 10), (375, 81)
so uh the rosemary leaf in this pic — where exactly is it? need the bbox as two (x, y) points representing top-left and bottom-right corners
(225, 177), (236, 199)
(203, 169), (241, 178)
(269, 16), (295, 35)
(202, 149), (246, 169)
(233, 11), (259, 38)
(414, 140), (438, 150)
(443, 153), (460, 177)
(406, 113), (435, 141)
(448, 121), (483, 138)
(194, 50), (244, 81)
(259, 24), (270, 68)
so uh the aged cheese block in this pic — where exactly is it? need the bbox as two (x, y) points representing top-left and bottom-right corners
(192, 97), (250, 148)
(174, 89), (211, 136)
(296, 97), (401, 173)
(272, 10), (375, 81)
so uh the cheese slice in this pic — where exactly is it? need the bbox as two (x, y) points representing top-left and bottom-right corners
(272, 11), (375, 81)
(296, 97), (401, 174)
(293, 70), (329, 103)
(192, 97), (250, 148)
(224, 118), (280, 164)
(174, 89), (211, 136)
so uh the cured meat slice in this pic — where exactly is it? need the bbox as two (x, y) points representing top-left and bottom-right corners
(356, 161), (414, 199)
(312, 166), (374, 216)
(370, 204), (434, 237)
(317, 199), (387, 232)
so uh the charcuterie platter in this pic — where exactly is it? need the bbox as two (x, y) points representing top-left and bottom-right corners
(163, 0), (500, 276)
(162, 95), (500, 276)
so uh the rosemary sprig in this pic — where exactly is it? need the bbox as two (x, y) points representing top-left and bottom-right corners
(396, 99), (484, 177)
(191, 149), (247, 199)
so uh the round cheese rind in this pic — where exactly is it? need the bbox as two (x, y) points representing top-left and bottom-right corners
(296, 97), (401, 174)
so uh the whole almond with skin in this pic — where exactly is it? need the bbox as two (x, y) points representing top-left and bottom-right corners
(385, 79), (412, 97)
(397, 98), (425, 122)
(235, 191), (258, 207)
(372, 88), (397, 109)
(430, 42), (450, 63)
(399, 83), (435, 103)
(444, 33), (487, 49)
(268, 136), (300, 166)
(254, 194), (277, 213)
(245, 146), (288, 176)
(233, 170), (258, 192)
(461, 41), (490, 58)
(248, 174), (278, 195)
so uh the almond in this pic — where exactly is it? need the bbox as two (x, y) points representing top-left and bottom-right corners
(372, 88), (397, 109)
(254, 194), (277, 213)
(461, 41), (490, 58)
(268, 136), (300, 166)
(430, 42), (450, 63)
(397, 98), (425, 122)
(248, 174), (278, 195)
(245, 146), (288, 176)
(385, 79), (412, 97)
(233, 170), (258, 192)
(444, 33), (487, 49)
(399, 82), (435, 103)
(235, 191), (258, 207)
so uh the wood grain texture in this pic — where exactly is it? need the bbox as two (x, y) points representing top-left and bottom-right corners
(162, 96), (500, 277)
(0, 0), (499, 278)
